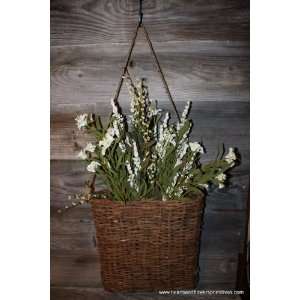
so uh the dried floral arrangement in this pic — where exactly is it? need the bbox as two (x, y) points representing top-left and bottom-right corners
(63, 78), (237, 210)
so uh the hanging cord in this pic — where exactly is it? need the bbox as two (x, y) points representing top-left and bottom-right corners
(113, 0), (180, 122)
(112, 32), (181, 120)
(112, 23), (140, 103)
(139, 0), (143, 26)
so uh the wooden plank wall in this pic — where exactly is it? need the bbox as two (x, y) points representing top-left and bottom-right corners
(51, 0), (249, 298)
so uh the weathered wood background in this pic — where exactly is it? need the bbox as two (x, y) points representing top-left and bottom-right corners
(51, 0), (249, 299)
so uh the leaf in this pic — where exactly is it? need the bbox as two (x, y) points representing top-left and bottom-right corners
(95, 115), (103, 131)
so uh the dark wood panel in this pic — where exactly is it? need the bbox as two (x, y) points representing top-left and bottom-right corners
(51, 286), (242, 300)
(51, 249), (239, 289)
(50, 0), (249, 294)
(51, 249), (100, 287)
(50, 101), (249, 160)
(51, 0), (249, 46)
(51, 41), (249, 105)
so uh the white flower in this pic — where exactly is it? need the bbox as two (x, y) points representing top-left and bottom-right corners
(180, 142), (200, 177)
(78, 150), (88, 160)
(172, 173), (179, 187)
(176, 101), (191, 131)
(126, 164), (134, 187)
(177, 122), (192, 144)
(111, 98), (119, 115)
(84, 142), (96, 153)
(162, 112), (170, 128)
(107, 128), (115, 136)
(156, 128), (176, 159)
(175, 143), (189, 167)
(166, 173), (180, 197)
(98, 128), (115, 156)
(99, 136), (114, 156)
(180, 143), (189, 157)
(189, 142), (204, 154)
(182, 159), (194, 176)
(166, 130), (176, 147)
(181, 101), (191, 121)
(111, 98), (124, 131)
(224, 147), (237, 164)
(147, 161), (156, 183)
(148, 100), (162, 118)
(125, 135), (131, 146)
(199, 183), (209, 190)
(113, 120), (120, 137)
(127, 115), (133, 125)
(126, 160), (133, 176)
(153, 122), (158, 140)
(175, 158), (182, 167)
(125, 160), (138, 191)
(132, 141), (141, 175)
(75, 114), (88, 129)
(87, 161), (100, 173)
(215, 173), (226, 182)
(219, 183), (225, 189)
(119, 142), (126, 153)
(174, 187), (184, 198)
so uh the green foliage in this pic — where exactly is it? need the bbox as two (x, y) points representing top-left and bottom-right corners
(75, 79), (238, 202)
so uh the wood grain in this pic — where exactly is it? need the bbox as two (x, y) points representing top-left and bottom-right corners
(51, 41), (249, 105)
(51, 0), (249, 46)
(50, 0), (249, 294)
(51, 286), (243, 300)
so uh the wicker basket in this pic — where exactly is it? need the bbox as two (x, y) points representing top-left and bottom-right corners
(91, 194), (205, 292)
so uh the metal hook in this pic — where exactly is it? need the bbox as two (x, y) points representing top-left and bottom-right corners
(138, 0), (143, 26)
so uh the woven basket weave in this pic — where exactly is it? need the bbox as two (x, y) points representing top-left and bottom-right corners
(91, 195), (205, 292)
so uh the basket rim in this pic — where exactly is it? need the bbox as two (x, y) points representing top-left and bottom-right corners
(91, 191), (205, 207)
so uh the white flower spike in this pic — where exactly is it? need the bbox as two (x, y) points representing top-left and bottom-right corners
(87, 161), (100, 173)
(85, 143), (96, 153)
(111, 98), (119, 115)
(218, 183), (225, 189)
(199, 183), (209, 190)
(224, 147), (237, 165)
(189, 142), (204, 154)
(215, 173), (226, 182)
(75, 114), (88, 130)
(181, 101), (191, 121)
(98, 128), (116, 155)
(78, 150), (88, 160)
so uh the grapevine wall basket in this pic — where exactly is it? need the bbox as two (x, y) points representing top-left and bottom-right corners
(90, 0), (206, 292)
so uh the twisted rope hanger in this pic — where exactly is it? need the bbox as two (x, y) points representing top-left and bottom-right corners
(89, 0), (181, 194)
